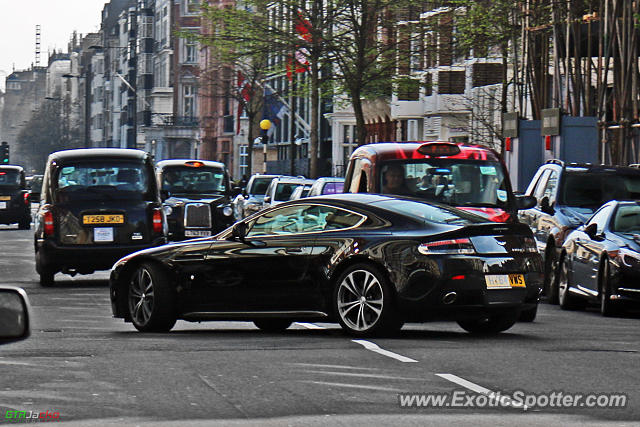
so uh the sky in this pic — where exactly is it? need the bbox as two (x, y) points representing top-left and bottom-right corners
(0, 0), (108, 91)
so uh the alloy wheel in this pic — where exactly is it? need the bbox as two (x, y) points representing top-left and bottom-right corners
(129, 267), (155, 326)
(337, 269), (384, 332)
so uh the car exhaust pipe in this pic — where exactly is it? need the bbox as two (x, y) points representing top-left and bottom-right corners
(442, 292), (457, 305)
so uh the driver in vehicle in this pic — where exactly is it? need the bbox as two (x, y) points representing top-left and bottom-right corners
(381, 164), (412, 196)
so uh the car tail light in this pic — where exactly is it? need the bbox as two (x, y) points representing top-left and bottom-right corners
(43, 210), (54, 236)
(418, 238), (476, 255)
(23, 193), (30, 205)
(152, 208), (163, 234)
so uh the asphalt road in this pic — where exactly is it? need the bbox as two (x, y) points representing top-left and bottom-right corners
(0, 223), (639, 426)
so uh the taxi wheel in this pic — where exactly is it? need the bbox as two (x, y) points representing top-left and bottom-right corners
(36, 251), (54, 287)
(128, 262), (176, 332)
(457, 311), (519, 334)
(253, 319), (292, 332)
(334, 263), (403, 337)
(518, 304), (538, 322)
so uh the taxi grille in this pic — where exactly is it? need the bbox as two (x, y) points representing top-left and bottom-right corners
(185, 203), (212, 228)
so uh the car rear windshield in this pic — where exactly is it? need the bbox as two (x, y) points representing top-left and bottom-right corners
(162, 166), (226, 194)
(55, 161), (152, 201)
(561, 172), (640, 208)
(0, 170), (20, 188)
(323, 181), (344, 195)
(249, 177), (274, 196)
(275, 183), (302, 201)
(373, 199), (488, 225)
(379, 159), (510, 208)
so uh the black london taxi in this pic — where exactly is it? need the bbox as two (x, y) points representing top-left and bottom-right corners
(0, 165), (31, 229)
(156, 159), (236, 240)
(34, 149), (167, 286)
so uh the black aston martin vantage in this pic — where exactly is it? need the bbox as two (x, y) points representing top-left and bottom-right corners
(110, 194), (543, 336)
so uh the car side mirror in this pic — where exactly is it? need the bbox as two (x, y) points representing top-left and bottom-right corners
(516, 194), (537, 210)
(540, 196), (555, 215)
(584, 223), (598, 239)
(232, 222), (247, 242)
(264, 196), (271, 204)
(0, 287), (31, 344)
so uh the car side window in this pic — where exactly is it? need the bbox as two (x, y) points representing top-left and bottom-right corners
(531, 169), (551, 201)
(542, 170), (559, 203)
(246, 204), (364, 237)
(587, 205), (614, 235)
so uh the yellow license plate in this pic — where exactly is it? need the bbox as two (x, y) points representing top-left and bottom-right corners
(485, 274), (526, 289)
(83, 214), (124, 225)
(0, 196), (10, 201)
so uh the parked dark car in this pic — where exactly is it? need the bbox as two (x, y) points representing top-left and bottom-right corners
(157, 159), (236, 240)
(34, 149), (167, 286)
(519, 160), (640, 303)
(307, 177), (345, 197)
(110, 194), (542, 335)
(558, 200), (640, 316)
(232, 174), (280, 220)
(343, 142), (536, 222)
(27, 174), (44, 202)
(0, 165), (31, 229)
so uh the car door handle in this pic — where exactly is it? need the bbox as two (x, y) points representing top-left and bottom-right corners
(285, 247), (303, 254)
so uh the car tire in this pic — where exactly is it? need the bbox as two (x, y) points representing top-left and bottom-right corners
(334, 263), (403, 337)
(18, 218), (30, 230)
(544, 249), (559, 304)
(518, 304), (538, 322)
(456, 311), (519, 334)
(35, 251), (55, 287)
(599, 258), (617, 317)
(128, 262), (177, 332)
(558, 255), (584, 310)
(253, 319), (292, 332)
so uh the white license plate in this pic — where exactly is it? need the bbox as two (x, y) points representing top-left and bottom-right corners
(485, 274), (526, 289)
(185, 229), (211, 237)
(94, 227), (114, 242)
(0, 202), (5, 209)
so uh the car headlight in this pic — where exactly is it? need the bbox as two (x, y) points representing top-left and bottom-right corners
(619, 248), (640, 268)
(222, 206), (233, 217)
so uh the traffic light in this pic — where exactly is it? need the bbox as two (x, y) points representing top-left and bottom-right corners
(0, 142), (9, 164)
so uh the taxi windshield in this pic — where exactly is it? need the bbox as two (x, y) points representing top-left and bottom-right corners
(55, 161), (151, 201)
(379, 159), (510, 208)
(162, 166), (226, 194)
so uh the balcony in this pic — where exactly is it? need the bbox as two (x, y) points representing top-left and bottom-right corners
(160, 115), (199, 127)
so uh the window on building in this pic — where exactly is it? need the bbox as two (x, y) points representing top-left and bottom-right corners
(185, 38), (197, 63)
(186, 0), (199, 14)
(183, 85), (196, 118)
(239, 145), (248, 177)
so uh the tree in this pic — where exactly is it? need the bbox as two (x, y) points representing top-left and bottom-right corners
(16, 99), (66, 173)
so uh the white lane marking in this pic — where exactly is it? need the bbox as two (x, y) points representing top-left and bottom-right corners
(352, 339), (418, 363)
(302, 370), (424, 381)
(302, 380), (404, 393)
(295, 322), (325, 330)
(436, 373), (527, 410)
(290, 363), (379, 371)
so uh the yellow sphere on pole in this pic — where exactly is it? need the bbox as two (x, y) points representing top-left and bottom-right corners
(259, 119), (272, 130)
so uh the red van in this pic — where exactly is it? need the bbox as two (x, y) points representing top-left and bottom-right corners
(343, 141), (535, 222)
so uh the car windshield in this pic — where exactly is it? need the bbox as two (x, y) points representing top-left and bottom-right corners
(379, 160), (510, 208)
(561, 172), (640, 208)
(162, 166), (226, 194)
(55, 161), (151, 201)
(373, 199), (488, 225)
(612, 204), (640, 233)
(249, 177), (274, 196)
(0, 170), (20, 188)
